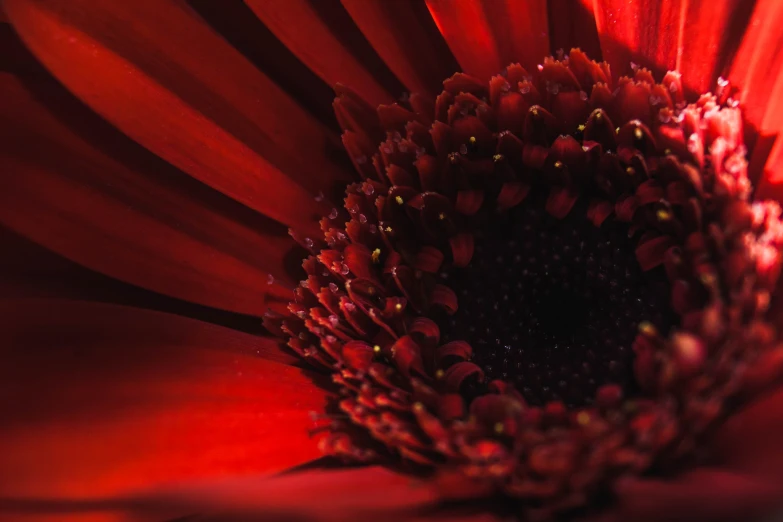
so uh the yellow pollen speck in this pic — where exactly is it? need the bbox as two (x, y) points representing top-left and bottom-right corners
(494, 422), (505, 434)
(639, 321), (657, 336)
(578, 124), (586, 132)
(373, 344), (381, 353)
(493, 153), (503, 162)
(385, 226), (393, 233)
(371, 248), (381, 263)
(469, 136), (477, 145)
(554, 160), (563, 169)
(634, 127), (644, 140)
(577, 412), (591, 426)
(531, 107), (539, 116)
(395, 303), (403, 311)
(664, 148), (672, 155)
(413, 402), (425, 412)
(626, 166), (635, 176)
(395, 195), (404, 205)
(595, 112), (603, 121)
(656, 209), (672, 221)
(435, 369), (445, 379)
(438, 212), (446, 220)
(615, 127), (621, 134)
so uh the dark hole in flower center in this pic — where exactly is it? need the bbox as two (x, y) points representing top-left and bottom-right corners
(437, 191), (674, 408)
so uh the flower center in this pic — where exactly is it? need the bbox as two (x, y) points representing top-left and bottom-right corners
(438, 191), (673, 407)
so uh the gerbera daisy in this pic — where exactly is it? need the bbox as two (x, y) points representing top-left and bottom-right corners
(2, 1), (783, 521)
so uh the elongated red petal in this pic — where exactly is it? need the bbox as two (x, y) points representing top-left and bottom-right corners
(0, 74), (295, 315)
(244, 0), (393, 106)
(599, 469), (783, 522)
(0, 299), (325, 501)
(425, 0), (503, 81)
(3, 0), (350, 236)
(728, 0), (783, 197)
(547, 0), (602, 59)
(676, 0), (750, 94)
(123, 466), (511, 522)
(712, 386), (783, 480)
(480, 0), (549, 71)
(426, 1), (557, 79)
(342, 0), (458, 98)
(146, 466), (436, 517)
(591, 0), (682, 76)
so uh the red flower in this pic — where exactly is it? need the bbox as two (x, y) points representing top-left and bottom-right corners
(2, 1), (783, 521)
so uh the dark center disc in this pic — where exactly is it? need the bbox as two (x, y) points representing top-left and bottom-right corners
(437, 191), (674, 407)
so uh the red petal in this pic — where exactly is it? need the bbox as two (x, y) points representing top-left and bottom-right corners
(432, 284), (458, 314)
(131, 466), (448, 521)
(3, 0), (349, 235)
(443, 362), (484, 392)
(0, 299), (326, 501)
(342, 340), (375, 371)
(587, 199), (614, 227)
(450, 233), (476, 267)
(0, 75), (294, 315)
(591, 0), (682, 77)
(599, 469), (783, 522)
(480, 0), (550, 71)
(546, 187), (579, 218)
(425, 0), (502, 81)
(635, 236), (674, 271)
(342, 0), (458, 99)
(245, 0), (392, 106)
(729, 0), (783, 195)
(497, 182), (532, 210)
(677, 1), (750, 95)
(712, 386), (783, 480)
(547, 3), (602, 60)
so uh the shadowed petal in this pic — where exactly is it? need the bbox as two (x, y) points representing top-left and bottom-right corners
(341, 0), (458, 98)
(480, 0), (550, 71)
(591, 0), (752, 95)
(597, 469), (783, 522)
(0, 226), (294, 331)
(583, 387), (783, 522)
(0, 299), (326, 502)
(0, 73), (297, 315)
(426, 0), (551, 79)
(3, 0), (352, 236)
(547, 0), (602, 60)
(116, 466), (507, 522)
(711, 387), (783, 480)
(676, 0), (752, 94)
(591, 0), (683, 77)
(244, 0), (394, 106)
(425, 0), (503, 81)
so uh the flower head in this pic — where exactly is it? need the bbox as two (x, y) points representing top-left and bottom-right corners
(265, 47), (783, 518)
(2, 1), (783, 521)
